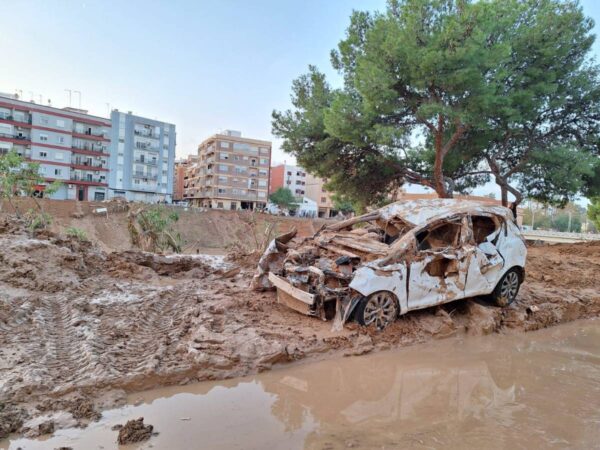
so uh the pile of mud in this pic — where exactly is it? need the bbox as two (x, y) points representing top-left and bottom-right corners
(0, 216), (598, 440)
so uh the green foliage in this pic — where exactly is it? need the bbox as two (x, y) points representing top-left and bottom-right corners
(129, 207), (183, 253)
(273, 0), (600, 207)
(269, 187), (296, 209)
(65, 226), (88, 242)
(24, 209), (52, 231)
(523, 202), (587, 232)
(331, 193), (356, 214)
(588, 198), (600, 231)
(0, 150), (62, 215)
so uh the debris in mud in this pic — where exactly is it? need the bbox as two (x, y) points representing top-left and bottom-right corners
(117, 417), (155, 444)
(0, 403), (27, 439)
(254, 199), (526, 329)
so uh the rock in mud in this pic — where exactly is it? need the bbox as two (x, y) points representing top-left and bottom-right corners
(117, 417), (154, 444)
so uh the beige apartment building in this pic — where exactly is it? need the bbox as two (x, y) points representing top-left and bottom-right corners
(184, 130), (271, 210)
(305, 173), (337, 218)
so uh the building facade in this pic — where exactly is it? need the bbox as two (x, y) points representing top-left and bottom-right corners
(173, 155), (198, 202)
(269, 164), (307, 199)
(108, 111), (176, 203)
(184, 130), (271, 210)
(305, 173), (337, 218)
(0, 94), (111, 201)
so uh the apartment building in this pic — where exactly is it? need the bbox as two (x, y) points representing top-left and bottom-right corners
(173, 155), (198, 201)
(269, 164), (307, 198)
(305, 173), (337, 218)
(184, 130), (271, 210)
(108, 111), (176, 203)
(0, 94), (111, 201)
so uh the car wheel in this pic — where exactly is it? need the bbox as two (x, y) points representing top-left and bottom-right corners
(356, 291), (398, 329)
(491, 268), (521, 307)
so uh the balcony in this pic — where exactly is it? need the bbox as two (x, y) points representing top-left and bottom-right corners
(134, 159), (158, 166)
(72, 144), (108, 154)
(70, 173), (106, 184)
(0, 132), (31, 141)
(0, 112), (32, 124)
(134, 142), (159, 152)
(133, 172), (158, 181)
(71, 160), (106, 169)
(134, 129), (159, 139)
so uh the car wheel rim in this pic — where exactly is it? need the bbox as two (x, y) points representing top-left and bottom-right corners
(500, 271), (519, 301)
(363, 292), (396, 328)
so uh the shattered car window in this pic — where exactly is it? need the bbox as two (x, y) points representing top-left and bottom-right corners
(415, 220), (462, 251)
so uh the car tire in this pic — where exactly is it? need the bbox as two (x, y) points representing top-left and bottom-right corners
(491, 268), (522, 307)
(355, 291), (398, 329)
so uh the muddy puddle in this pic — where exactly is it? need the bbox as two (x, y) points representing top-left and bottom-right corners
(2, 319), (599, 449)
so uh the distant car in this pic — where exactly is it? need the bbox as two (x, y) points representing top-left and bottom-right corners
(254, 199), (527, 329)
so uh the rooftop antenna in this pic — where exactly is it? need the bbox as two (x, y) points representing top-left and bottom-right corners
(74, 90), (81, 109)
(38, 94), (42, 104)
(29, 91), (34, 102)
(65, 89), (72, 107)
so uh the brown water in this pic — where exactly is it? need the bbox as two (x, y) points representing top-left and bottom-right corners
(3, 319), (599, 449)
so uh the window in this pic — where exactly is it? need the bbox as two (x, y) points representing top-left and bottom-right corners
(217, 202), (224, 208)
(235, 166), (245, 174)
(56, 119), (65, 128)
(287, 171), (292, 176)
(40, 115), (49, 125)
(220, 152), (229, 160)
(258, 180), (267, 187)
(40, 134), (48, 141)
(220, 141), (230, 148)
(54, 168), (62, 176)
(260, 158), (268, 164)
(219, 164), (228, 172)
(57, 136), (65, 144)
(259, 169), (267, 176)
(39, 151), (47, 158)
(258, 192), (266, 198)
(416, 220), (462, 251)
(321, 197), (326, 203)
(218, 176), (227, 182)
(54, 152), (64, 160)
(218, 188), (226, 194)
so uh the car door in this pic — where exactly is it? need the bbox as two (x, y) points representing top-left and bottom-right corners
(464, 214), (505, 297)
(407, 215), (471, 311)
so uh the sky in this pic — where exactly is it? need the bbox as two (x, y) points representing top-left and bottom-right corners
(2, 0), (599, 200)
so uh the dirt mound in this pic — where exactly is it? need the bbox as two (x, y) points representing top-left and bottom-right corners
(116, 417), (154, 444)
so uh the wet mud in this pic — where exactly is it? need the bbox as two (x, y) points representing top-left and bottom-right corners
(0, 217), (598, 439)
(2, 319), (598, 449)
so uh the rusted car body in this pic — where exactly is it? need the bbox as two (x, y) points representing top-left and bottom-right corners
(253, 199), (527, 329)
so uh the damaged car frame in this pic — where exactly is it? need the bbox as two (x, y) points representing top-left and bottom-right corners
(253, 199), (527, 329)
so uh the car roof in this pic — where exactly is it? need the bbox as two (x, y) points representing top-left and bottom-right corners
(378, 198), (512, 226)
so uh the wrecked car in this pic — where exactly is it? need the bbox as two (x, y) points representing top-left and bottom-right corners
(253, 199), (527, 329)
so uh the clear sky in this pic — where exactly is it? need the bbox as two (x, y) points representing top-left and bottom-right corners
(2, 0), (599, 199)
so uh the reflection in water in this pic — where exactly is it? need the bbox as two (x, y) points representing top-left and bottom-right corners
(2, 319), (599, 449)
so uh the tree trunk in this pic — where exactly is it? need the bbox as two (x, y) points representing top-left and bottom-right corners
(500, 186), (508, 207)
(433, 121), (450, 198)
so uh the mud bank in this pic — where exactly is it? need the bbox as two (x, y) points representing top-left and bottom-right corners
(0, 218), (599, 438)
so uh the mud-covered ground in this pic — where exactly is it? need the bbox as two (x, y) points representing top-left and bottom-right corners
(0, 217), (599, 438)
